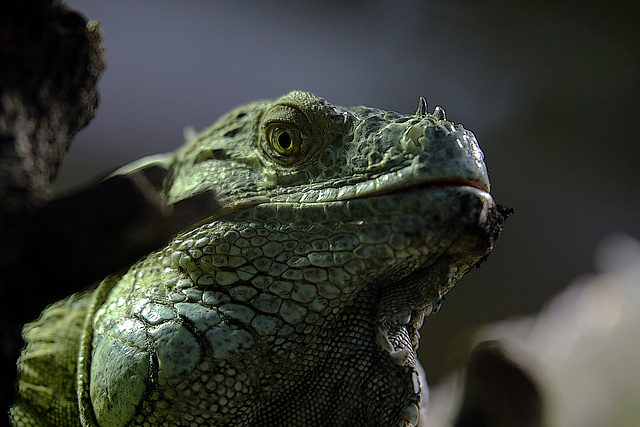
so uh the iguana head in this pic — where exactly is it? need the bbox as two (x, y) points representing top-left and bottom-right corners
(164, 90), (500, 324)
(165, 91), (489, 206)
(143, 91), (505, 424)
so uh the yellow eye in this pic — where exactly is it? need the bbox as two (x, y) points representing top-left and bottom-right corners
(267, 125), (301, 157)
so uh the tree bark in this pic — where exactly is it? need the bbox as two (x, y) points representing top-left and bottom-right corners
(1, 0), (105, 415)
(0, 1), (218, 418)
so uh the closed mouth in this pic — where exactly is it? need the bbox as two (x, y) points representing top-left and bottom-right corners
(383, 177), (490, 196)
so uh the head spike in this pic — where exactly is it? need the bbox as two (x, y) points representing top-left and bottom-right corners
(433, 105), (446, 121)
(415, 97), (428, 117)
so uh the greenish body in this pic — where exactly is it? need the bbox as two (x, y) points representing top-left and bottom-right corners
(10, 92), (504, 426)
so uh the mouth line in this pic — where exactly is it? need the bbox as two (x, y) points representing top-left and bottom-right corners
(378, 177), (490, 196)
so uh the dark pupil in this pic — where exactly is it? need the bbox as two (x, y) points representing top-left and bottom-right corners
(277, 131), (292, 150)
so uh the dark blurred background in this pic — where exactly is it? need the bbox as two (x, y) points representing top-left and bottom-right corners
(59, 0), (639, 384)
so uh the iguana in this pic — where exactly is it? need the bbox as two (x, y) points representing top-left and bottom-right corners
(10, 91), (507, 426)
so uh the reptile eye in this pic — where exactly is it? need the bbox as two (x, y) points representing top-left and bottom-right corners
(266, 125), (302, 157)
(274, 129), (293, 152)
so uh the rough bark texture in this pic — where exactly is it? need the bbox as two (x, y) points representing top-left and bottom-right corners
(0, 1), (218, 419)
(0, 0), (104, 212)
(1, 0), (105, 415)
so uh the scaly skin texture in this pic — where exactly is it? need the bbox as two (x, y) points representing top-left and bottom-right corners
(10, 92), (506, 426)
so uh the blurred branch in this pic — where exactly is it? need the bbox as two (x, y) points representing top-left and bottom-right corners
(0, 0), (218, 417)
(0, 0), (104, 212)
(453, 341), (543, 427)
(0, 0), (105, 414)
